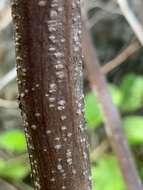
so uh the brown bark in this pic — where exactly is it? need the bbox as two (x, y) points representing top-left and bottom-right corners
(11, 1), (91, 190)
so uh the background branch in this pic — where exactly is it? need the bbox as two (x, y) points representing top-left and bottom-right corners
(117, 0), (143, 45)
(102, 40), (141, 74)
(81, 4), (143, 190)
(0, 68), (16, 91)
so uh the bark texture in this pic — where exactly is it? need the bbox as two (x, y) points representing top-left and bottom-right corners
(11, 0), (91, 190)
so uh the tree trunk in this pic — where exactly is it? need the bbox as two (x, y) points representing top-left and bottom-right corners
(11, 0), (91, 190)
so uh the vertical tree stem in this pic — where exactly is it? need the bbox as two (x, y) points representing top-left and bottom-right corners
(11, 1), (91, 190)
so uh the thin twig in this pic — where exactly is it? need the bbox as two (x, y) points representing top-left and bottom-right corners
(0, 7), (11, 32)
(117, 0), (143, 45)
(0, 99), (17, 108)
(88, 1), (121, 28)
(0, 67), (16, 91)
(81, 3), (143, 190)
(0, 178), (18, 190)
(102, 40), (141, 74)
(13, 181), (33, 190)
(84, 0), (119, 13)
(90, 140), (108, 161)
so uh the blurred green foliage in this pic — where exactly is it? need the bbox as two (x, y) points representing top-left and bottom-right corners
(0, 157), (29, 181)
(85, 84), (122, 128)
(0, 129), (27, 153)
(92, 155), (125, 190)
(85, 74), (143, 130)
(0, 130), (29, 184)
(120, 74), (143, 112)
(85, 73), (143, 190)
(123, 116), (143, 145)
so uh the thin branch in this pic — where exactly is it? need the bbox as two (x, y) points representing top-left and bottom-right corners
(0, 67), (16, 91)
(13, 181), (33, 190)
(90, 2), (121, 15)
(0, 7), (11, 32)
(89, 11), (112, 29)
(81, 4), (143, 190)
(90, 140), (108, 161)
(84, 0), (119, 13)
(0, 178), (18, 190)
(88, 2), (121, 28)
(117, 0), (143, 45)
(0, 99), (17, 108)
(102, 40), (141, 74)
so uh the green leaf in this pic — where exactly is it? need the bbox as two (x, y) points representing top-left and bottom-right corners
(0, 130), (27, 153)
(140, 167), (143, 179)
(84, 84), (122, 128)
(109, 84), (122, 107)
(123, 116), (143, 145)
(84, 92), (102, 128)
(92, 155), (125, 190)
(0, 159), (5, 169)
(120, 74), (143, 112)
(0, 158), (30, 181)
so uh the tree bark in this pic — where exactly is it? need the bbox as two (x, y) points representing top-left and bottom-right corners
(11, 1), (91, 190)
